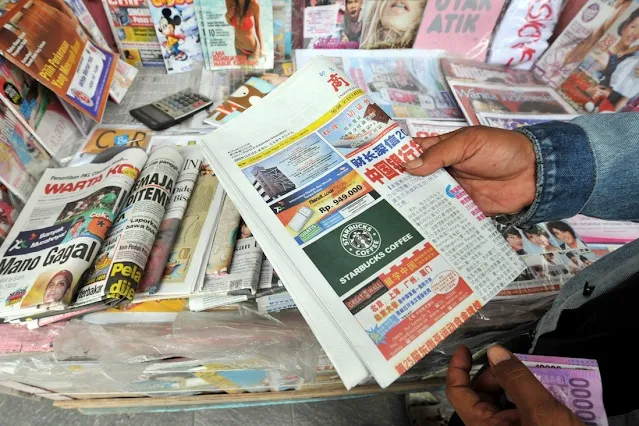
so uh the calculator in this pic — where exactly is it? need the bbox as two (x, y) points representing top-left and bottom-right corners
(129, 90), (213, 131)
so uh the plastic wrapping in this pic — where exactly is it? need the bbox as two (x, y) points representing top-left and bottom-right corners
(52, 310), (322, 394)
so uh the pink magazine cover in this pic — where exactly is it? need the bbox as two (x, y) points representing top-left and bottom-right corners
(413, 0), (507, 60)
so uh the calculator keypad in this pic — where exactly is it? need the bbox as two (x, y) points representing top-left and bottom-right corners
(153, 90), (212, 119)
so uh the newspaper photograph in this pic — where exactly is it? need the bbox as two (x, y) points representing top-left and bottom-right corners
(295, 49), (463, 120)
(202, 57), (524, 388)
(447, 81), (577, 125)
(404, 120), (466, 138)
(101, 0), (164, 67)
(476, 112), (580, 130)
(558, 0), (639, 112)
(494, 220), (604, 299)
(0, 0), (118, 121)
(199, 0), (275, 70)
(0, 148), (148, 318)
(70, 126), (152, 166)
(77, 146), (183, 307)
(534, 0), (621, 88)
(138, 147), (203, 294)
(147, 0), (204, 74)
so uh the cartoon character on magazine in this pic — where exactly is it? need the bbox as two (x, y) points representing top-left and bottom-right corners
(159, 8), (187, 61)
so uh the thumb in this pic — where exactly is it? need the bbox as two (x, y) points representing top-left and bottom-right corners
(487, 346), (581, 424)
(403, 130), (472, 176)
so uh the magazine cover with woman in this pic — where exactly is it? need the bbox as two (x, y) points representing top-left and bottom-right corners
(559, 1), (639, 112)
(360, 0), (427, 48)
(199, 0), (274, 69)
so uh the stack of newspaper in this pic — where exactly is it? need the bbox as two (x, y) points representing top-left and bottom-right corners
(201, 56), (524, 389)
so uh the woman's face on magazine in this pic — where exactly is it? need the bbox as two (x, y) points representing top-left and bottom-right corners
(621, 17), (639, 46)
(44, 275), (70, 303)
(381, 0), (425, 32)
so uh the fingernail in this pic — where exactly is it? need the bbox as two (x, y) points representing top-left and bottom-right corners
(487, 346), (511, 366)
(404, 157), (423, 170)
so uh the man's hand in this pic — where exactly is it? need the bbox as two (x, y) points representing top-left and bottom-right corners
(404, 127), (537, 216)
(446, 346), (585, 426)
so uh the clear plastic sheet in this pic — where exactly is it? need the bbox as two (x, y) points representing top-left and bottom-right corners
(52, 310), (321, 395)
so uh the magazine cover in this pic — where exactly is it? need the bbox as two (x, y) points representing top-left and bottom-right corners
(101, 0), (164, 67)
(495, 220), (604, 299)
(296, 49), (463, 120)
(440, 58), (540, 86)
(200, 0), (275, 69)
(0, 184), (21, 246)
(476, 112), (579, 129)
(147, 0), (204, 73)
(304, 0), (365, 49)
(273, 0), (293, 59)
(404, 119), (466, 138)
(568, 214), (639, 245)
(558, 1), (639, 112)
(533, 0), (622, 88)
(203, 77), (277, 127)
(0, 0), (118, 122)
(414, 0), (507, 60)
(447, 81), (577, 125)
(360, 0), (427, 48)
(70, 126), (152, 166)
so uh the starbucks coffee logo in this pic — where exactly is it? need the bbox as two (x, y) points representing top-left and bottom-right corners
(340, 222), (381, 257)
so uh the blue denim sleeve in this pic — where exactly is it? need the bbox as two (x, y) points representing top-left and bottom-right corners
(503, 112), (639, 226)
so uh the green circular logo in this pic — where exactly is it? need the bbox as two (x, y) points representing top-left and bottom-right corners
(340, 222), (381, 257)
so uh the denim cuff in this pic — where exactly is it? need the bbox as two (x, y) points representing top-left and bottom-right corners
(496, 121), (596, 227)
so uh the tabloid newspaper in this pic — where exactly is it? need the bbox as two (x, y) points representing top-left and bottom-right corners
(0, 0), (118, 122)
(197, 0), (275, 70)
(201, 56), (524, 388)
(0, 148), (148, 320)
(295, 49), (463, 120)
(101, 0), (164, 67)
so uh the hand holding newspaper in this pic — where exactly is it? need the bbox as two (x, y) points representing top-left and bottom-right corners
(201, 57), (525, 388)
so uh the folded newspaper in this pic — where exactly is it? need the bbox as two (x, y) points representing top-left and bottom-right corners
(201, 56), (525, 388)
(0, 146), (184, 322)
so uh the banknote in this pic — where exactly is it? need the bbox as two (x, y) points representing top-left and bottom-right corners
(528, 367), (608, 426)
(516, 354), (599, 370)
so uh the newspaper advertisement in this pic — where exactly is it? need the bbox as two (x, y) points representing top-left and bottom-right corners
(0, 149), (147, 318)
(534, 0), (620, 88)
(494, 220), (605, 299)
(0, 0), (118, 121)
(558, 0), (639, 113)
(0, 57), (84, 164)
(199, 0), (275, 70)
(0, 185), (22, 246)
(200, 236), (262, 296)
(405, 120), (466, 138)
(206, 197), (241, 275)
(476, 112), (579, 129)
(143, 135), (225, 297)
(567, 214), (639, 245)
(447, 81), (577, 125)
(138, 148), (203, 294)
(70, 126), (152, 167)
(202, 57), (524, 388)
(295, 50), (463, 120)
(101, 0), (164, 67)
(76, 146), (183, 307)
(147, 0), (204, 74)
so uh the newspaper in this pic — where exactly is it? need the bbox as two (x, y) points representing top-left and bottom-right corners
(201, 56), (524, 388)
(447, 81), (577, 125)
(70, 126), (153, 167)
(257, 291), (296, 313)
(198, 0), (275, 70)
(188, 294), (247, 311)
(0, 148), (148, 319)
(534, 0), (620, 88)
(295, 49), (463, 120)
(101, 0), (164, 67)
(558, 1), (639, 113)
(147, 0), (204, 74)
(76, 146), (183, 308)
(476, 112), (579, 130)
(567, 215), (639, 245)
(138, 135), (225, 297)
(404, 120), (467, 138)
(138, 148), (203, 294)
(0, 0), (118, 122)
(200, 236), (262, 296)
(494, 220), (605, 299)
(206, 197), (241, 275)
